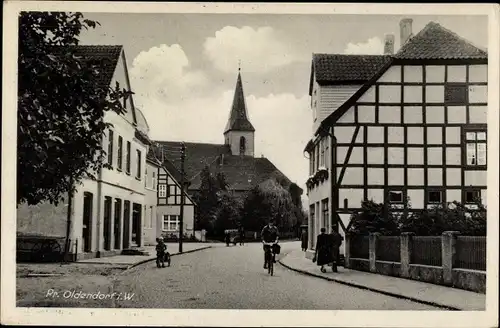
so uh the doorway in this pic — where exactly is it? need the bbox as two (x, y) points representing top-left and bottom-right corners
(82, 192), (93, 253)
(103, 196), (112, 251)
(114, 198), (122, 250)
(132, 203), (142, 247)
(123, 201), (131, 249)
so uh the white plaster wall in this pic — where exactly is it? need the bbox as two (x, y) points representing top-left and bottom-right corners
(379, 85), (401, 103)
(71, 181), (99, 254)
(378, 66), (401, 82)
(464, 171), (487, 186)
(338, 213), (351, 256)
(469, 106), (488, 123)
(157, 205), (195, 234)
(388, 126), (404, 143)
(367, 168), (384, 185)
(447, 65), (467, 82)
(447, 106), (467, 124)
(427, 147), (443, 165)
(367, 189), (384, 203)
(388, 168), (404, 185)
(469, 86), (488, 104)
(359, 87), (376, 102)
(407, 127), (424, 144)
(314, 85), (360, 131)
(426, 106), (445, 124)
(367, 147), (384, 164)
(404, 86), (423, 103)
(446, 147), (461, 165)
(407, 189), (424, 208)
(427, 168), (443, 186)
(334, 126), (357, 143)
(367, 127), (384, 143)
(446, 127), (461, 144)
(407, 168), (424, 186)
(468, 65), (488, 82)
(407, 148), (424, 164)
(427, 127), (443, 144)
(446, 169), (462, 186)
(337, 107), (355, 123)
(338, 188), (363, 209)
(447, 189), (462, 203)
(339, 167), (363, 185)
(358, 105), (375, 123)
(404, 106), (423, 124)
(425, 86), (444, 103)
(404, 66), (423, 82)
(425, 66), (445, 83)
(379, 106), (401, 123)
(388, 147), (404, 164)
(227, 131), (255, 156)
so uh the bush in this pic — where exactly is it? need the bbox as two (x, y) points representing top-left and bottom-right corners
(348, 200), (403, 236)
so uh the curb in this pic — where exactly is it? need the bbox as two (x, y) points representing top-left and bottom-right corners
(123, 246), (212, 272)
(278, 258), (460, 311)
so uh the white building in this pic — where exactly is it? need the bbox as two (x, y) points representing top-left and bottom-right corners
(304, 19), (488, 259)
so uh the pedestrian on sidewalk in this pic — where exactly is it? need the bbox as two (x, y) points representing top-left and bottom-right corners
(300, 228), (308, 252)
(224, 230), (230, 247)
(330, 230), (343, 272)
(313, 228), (332, 273)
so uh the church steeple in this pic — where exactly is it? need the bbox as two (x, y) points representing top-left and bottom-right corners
(224, 69), (255, 157)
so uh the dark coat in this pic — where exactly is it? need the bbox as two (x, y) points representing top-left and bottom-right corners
(315, 233), (333, 266)
(300, 231), (308, 249)
(330, 232), (342, 261)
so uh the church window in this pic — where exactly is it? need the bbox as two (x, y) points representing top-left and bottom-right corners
(240, 136), (246, 155)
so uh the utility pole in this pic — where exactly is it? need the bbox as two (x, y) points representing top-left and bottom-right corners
(179, 142), (186, 253)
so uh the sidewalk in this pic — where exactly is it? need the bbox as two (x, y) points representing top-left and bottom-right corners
(279, 249), (486, 311)
(77, 243), (211, 268)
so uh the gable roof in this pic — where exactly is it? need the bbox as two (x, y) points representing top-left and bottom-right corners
(315, 21), (488, 136)
(309, 54), (391, 95)
(224, 72), (255, 133)
(71, 45), (123, 88)
(153, 141), (302, 194)
(396, 22), (488, 60)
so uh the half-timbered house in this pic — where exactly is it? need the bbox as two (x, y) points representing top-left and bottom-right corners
(304, 19), (488, 259)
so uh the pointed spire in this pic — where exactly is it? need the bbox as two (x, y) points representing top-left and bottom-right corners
(224, 69), (255, 134)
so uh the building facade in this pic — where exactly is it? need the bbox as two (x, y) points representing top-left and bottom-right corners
(17, 46), (149, 260)
(304, 20), (488, 259)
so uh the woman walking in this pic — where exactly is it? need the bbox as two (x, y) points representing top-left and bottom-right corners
(313, 228), (333, 273)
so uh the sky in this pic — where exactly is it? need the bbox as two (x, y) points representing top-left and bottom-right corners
(78, 13), (488, 195)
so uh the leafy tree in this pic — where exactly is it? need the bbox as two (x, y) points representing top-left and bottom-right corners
(18, 12), (130, 205)
(348, 199), (404, 236)
(193, 166), (219, 232)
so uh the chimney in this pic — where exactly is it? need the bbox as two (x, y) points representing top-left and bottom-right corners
(383, 33), (395, 55)
(400, 18), (413, 47)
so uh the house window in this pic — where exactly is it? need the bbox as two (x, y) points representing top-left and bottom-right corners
(465, 131), (487, 166)
(315, 144), (320, 170)
(158, 184), (167, 198)
(136, 150), (142, 179)
(107, 129), (114, 166)
(322, 199), (329, 230)
(388, 190), (404, 204)
(152, 171), (157, 190)
(126, 141), (131, 174)
(239, 136), (246, 155)
(117, 136), (123, 170)
(163, 215), (180, 231)
(427, 190), (443, 205)
(145, 167), (148, 187)
(324, 137), (329, 169)
(445, 84), (468, 104)
(464, 189), (481, 204)
(320, 139), (325, 167)
(149, 206), (154, 228)
(311, 149), (316, 174)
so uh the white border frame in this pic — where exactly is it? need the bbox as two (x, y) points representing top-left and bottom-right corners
(2, 2), (499, 327)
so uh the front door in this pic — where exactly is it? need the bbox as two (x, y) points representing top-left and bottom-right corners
(123, 201), (131, 249)
(132, 203), (142, 247)
(82, 192), (93, 253)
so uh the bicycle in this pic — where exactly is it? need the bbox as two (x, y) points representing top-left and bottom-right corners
(263, 241), (279, 276)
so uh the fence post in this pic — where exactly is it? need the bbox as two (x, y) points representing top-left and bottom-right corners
(369, 232), (380, 273)
(344, 233), (351, 269)
(400, 232), (414, 278)
(442, 231), (460, 286)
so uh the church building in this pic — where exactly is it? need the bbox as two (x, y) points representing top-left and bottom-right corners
(155, 70), (302, 213)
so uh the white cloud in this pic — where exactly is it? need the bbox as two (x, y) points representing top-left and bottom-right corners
(129, 44), (311, 197)
(129, 44), (208, 102)
(343, 37), (384, 55)
(203, 26), (307, 74)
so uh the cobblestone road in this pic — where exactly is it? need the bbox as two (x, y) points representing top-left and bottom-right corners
(112, 242), (439, 310)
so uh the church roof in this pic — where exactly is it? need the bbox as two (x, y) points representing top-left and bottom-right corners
(224, 72), (255, 133)
(395, 22), (487, 60)
(152, 140), (301, 194)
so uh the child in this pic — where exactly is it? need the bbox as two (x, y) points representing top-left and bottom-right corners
(155, 237), (167, 268)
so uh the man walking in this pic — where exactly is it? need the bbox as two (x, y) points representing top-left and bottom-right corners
(330, 230), (343, 272)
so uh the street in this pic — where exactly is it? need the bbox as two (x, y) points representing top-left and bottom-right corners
(111, 242), (439, 310)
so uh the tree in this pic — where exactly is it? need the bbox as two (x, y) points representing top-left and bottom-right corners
(348, 200), (403, 236)
(18, 12), (130, 205)
(193, 166), (219, 232)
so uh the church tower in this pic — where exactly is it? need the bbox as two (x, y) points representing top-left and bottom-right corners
(223, 69), (255, 157)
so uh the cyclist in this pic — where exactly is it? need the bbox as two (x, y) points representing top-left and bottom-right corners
(261, 219), (279, 269)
